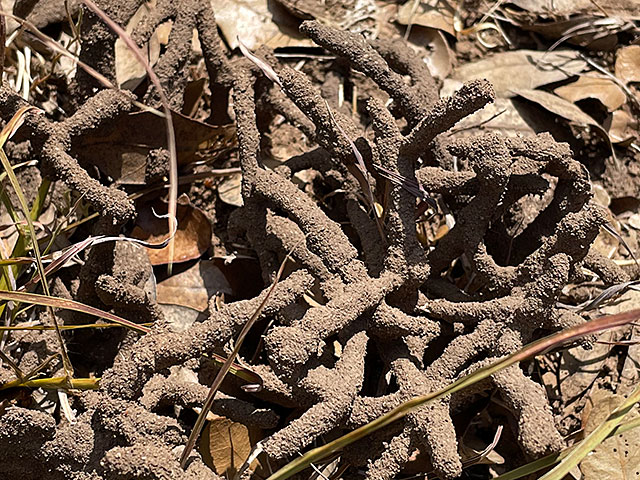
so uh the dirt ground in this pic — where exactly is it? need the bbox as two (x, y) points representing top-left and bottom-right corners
(0, 1), (639, 479)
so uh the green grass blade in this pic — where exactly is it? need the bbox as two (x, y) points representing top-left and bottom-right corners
(265, 308), (640, 480)
(0, 106), (74, 376)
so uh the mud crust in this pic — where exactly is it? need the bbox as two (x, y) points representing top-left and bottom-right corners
(0, 3), (629, 480)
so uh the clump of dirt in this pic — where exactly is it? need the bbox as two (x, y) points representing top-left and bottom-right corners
(0, 3), (631, 480)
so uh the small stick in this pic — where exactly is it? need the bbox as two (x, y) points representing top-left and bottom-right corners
(0, 11), (5, 86)
(179, 238), (303, 468)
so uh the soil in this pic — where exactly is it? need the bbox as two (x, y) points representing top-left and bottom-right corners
(0, 1), (639, 480)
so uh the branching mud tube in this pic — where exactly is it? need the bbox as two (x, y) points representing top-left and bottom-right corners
(0, 4), (628, 480)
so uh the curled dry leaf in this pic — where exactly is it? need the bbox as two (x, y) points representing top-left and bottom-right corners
(554, 75), (627, 112)
(218, 172), (244, 207)
(75, 110), (235, 185)
(396, 0), (456, 36)
(131, 196), (212, 265)
(115, 1), (172, 90)
(156, 260), (232, 311)
(606, 110), (638, 145)
(453, 50), (586, 98)
(405, 25), (452, 79)
(615, 45), (640, 85)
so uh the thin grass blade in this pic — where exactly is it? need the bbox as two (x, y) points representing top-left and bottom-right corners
(238, 38), (283, 88)
(81, 0), (178, 272)
(0, 375), (99, 391)
(0, 290), (149, 333)
(179, 249), (294, 468)
(0, 107), (74, 376)
(325, 101), (386, 243)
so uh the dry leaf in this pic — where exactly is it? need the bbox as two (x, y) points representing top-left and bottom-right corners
(508, 0), (640, 17)
(606, 110), (638, 145)
(592, 184), (611, 208)
(453, 50), (586, 98)
(156, 260), (232, 311)
(131, 196), (212, 265)
(218, 172), (243, 207)
(115, 2), (171, 90)
(441, 79), (536, 137)
(396, 0), (457, 36)
(515, 15), (622, 51)
(554, 76), (627, 112)
(512, 89), (619, 164)
(579, 388), (640, 479)
(75, 110), (235, 185)
(629, 214), (640, 230)
(200, 415), (261, 477)
(558, 330), (615, 401)
(211, 0), (313, 49)
(512, 88), (606, 132)
(405, 25), (453, 79)
(159, 304), (204, 332)
(275, 0), (377, 31)
(591, 220), (620, 261)
(615, 45), (640, 85)
(621, 325), (640, 385)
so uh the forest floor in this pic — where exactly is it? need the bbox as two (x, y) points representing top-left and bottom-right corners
(1, 1), (640, 479)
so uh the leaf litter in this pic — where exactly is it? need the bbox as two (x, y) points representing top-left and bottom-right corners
(0, 1), (640, 480)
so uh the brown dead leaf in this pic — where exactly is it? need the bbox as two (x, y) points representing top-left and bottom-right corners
(555, 76), (627, 112)
(512, 89), (621, 164)
(156, 260), (232, 311)
(275, 0), (377, 31)
(211, 0), (313, 49)
(131, 196), (212, 265)
(443, 80), (536, 138)
(512, 89), (614, 145)
(616, 45), (640, 85)
(579, 388), (640, 479)
(75, 110), (235, 185)
(159, 304), (205, 332)
(621, 326), (640, 385)
(396, 0), (457, 36)
(200, 415), (261, 477)
(453, 50), (586, 98)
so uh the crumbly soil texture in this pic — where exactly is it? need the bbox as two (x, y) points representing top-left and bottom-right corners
(1, 1), (639, 480)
